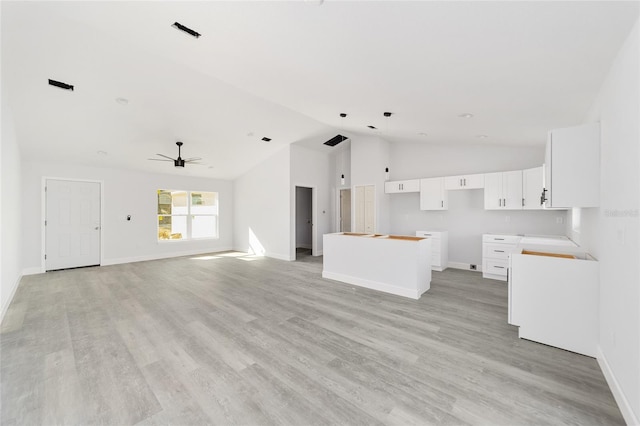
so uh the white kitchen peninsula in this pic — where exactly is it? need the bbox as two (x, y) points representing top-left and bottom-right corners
(323, 233), (432, 299)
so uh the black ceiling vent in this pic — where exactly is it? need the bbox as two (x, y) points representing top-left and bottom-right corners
(172, 22), (201, 38)
(48, 79), (74, 91)
(324, 134), (348, 147)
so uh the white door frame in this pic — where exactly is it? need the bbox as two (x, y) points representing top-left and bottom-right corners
(41, 177), (105, 273)
(292, 184), (317, 260)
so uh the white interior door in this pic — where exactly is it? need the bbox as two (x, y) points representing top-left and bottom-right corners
(46, 179), (101, 271)
(339, 189), (351, 232)
(354, 185), (375, 233)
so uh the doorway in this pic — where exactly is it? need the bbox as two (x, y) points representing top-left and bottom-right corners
(45, 178), (102, 271)
(339, 188), (351, 232)
(295, 186), (313, 259)
(354, 184), (375, 233)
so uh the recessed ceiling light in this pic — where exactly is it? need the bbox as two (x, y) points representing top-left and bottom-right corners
(262, 137), (271, 142)
(172, 22), (201, 38)
(476, 134), (489, 139)
(383, 112), (393, 117)
(115, 97), (129, 105)
(368, 125), (377, 129)
(340, 113), (347, 118)
(418, 132), (428, 136)
(97, 150), (108, 156)
(48, 79), (74, 91)
(458, 113), (474, 119)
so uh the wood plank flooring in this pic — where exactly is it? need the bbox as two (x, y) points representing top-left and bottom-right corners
(1, 252), (624, 425)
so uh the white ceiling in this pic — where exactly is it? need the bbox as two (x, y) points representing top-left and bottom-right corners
(2, 1), (638, 179)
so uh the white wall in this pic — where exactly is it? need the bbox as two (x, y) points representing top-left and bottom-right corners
(1, 99), (22, 321)
(234, 145), (291, 260)
(351, 136), (391, 234)
(387, 142), (565, 266)
(329, 140), (351, 232)
(21, 161), (233, 271)
(290, 144), (331, 256)
(295, 186), (312, 249)
(576, 18), (639, 424)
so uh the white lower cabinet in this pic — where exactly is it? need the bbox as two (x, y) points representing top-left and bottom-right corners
(416, 231), (448, 271)
(509, 250), (598, 357)
(482, 234), (521, 281)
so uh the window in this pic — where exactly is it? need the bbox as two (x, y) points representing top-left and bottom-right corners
(157, 190), (218, 240)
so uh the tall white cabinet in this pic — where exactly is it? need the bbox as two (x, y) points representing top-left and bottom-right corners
(545, 122), (600, 208)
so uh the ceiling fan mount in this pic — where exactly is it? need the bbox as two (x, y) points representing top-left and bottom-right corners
(148, 141), (202, 168)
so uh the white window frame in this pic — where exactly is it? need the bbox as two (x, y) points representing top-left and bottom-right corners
(157, 189), (219, 241)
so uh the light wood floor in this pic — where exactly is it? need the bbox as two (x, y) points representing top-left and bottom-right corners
(1, 252), (623, 425)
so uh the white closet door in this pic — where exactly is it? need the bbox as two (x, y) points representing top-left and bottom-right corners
(354, 185), (375, 233)
(46, 179), (101, 271)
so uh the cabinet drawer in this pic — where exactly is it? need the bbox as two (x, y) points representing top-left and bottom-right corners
(483, 234), (520, 244)
(416, 231), (441, 239)
(485, 259), (509, 276)
(431, 254), (442, 267)
(483, 243), (516, 260)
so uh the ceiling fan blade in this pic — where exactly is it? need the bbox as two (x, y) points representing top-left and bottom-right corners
(184, 157), (202, 162)
(148, 158), (173, 162)
(156, 153), (175, 160)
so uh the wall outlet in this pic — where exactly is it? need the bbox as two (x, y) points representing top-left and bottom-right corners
(470, 264), (477, 270)
(556, 216), (564, 224)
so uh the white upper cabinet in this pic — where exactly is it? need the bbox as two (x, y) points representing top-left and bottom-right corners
(419, 177), (448, 210)
(545, 122), (600, 208)
(444, 173), (485, 190)
(484, 170), (523, 210)
(522, 166), (544, 210)
(384, 179), (420, 194)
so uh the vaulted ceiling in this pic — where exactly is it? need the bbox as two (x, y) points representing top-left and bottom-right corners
(2, 1), (638, 179)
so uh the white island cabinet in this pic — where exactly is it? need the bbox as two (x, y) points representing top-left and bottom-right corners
(416, 230), (448, 271)
(323, 233), (431, 299)
(509, 247), (598, 357)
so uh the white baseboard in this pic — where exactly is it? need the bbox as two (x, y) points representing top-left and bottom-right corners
(597, 346), (639, 426)
(266, 253), (293, 261)
(322, 271), (424, 300)
(448, 261), (483, 272)
(1, 274), (22, 325)
(22, 266), (43, 276)
(101, 246), (234, 266)
(314, 250), (323, 256)
(296, 244), (312, 249)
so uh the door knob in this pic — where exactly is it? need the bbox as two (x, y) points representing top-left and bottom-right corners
(94, 226), (100, 230)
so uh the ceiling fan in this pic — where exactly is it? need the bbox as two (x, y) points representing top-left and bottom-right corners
(148, 142), (202, 167)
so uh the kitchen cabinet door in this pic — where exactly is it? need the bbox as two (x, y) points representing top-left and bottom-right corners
(419, 177), (447, 210)
(384, 179), (420, 194)
(545, 122), (599, 208)
(523, 166), (544, 210)
(484, 171), (522, 210)
(444, 174), (484, 190)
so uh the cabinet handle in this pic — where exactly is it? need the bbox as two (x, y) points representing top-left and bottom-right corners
(464, 178), (466, 186)
(495, 250), (505, 253)
(495, 238), (505, 240)
(540, 188), (548, 205)
(494, 266), (505, 269)
(441, 200), (443, 208)
(522, 198), (525, 207)
(459, 178), (462, 186)
(498, 198), (501, 207)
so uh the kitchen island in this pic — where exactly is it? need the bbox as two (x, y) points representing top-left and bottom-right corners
(322, 232), (432, 299)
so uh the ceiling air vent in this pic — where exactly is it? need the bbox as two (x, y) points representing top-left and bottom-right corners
(324, 134), (348, 147)
(48, 79), (74, 91)
(172, 22), (201, 38)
